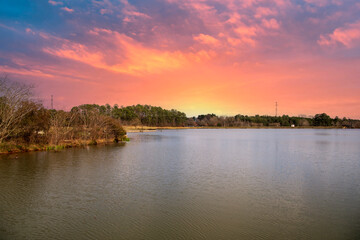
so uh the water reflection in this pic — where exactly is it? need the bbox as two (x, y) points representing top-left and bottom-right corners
(1, 129), (360, 239)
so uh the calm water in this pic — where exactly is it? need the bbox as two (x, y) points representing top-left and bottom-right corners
(1, 129), (360, 240)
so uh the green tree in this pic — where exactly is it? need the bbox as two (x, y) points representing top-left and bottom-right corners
(313, 113), (332, 126)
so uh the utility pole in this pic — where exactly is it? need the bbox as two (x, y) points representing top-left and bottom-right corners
(51, 95), (53, 109)
(275, 102), (278, 117)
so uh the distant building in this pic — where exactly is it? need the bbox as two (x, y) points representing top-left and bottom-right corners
(291, 124), (295, 128)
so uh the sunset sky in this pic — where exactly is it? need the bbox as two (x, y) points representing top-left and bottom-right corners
(1, 0), (359, 118)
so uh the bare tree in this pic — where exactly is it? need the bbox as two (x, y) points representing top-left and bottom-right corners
(49, 110), (77, 145)
(76, 108), (108, 141)
(0, 74), (35, 143)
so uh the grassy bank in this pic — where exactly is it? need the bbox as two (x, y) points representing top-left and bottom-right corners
(0, 137), (130, 155)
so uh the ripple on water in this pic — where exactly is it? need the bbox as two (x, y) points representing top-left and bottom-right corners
(1, 129), (360, 239)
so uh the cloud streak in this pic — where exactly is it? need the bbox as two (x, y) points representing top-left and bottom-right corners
(48, 0), (63, 6)
(61, 7), (74, 13)
(41, 28), (214, 76)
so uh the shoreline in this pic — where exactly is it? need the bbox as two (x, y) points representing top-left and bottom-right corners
(0, 138), (129, 155)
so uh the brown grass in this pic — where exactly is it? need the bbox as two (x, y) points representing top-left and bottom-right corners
(0, 138), (127, 155)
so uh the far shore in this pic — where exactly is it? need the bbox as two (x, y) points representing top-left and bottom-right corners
(123, 125), (354, 132)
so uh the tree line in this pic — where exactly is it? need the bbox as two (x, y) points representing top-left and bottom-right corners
(73, 104), (360, 128)
(75, 104), (188, 127)
(0, 76), (126, 151)
(187, 113), (360, 128)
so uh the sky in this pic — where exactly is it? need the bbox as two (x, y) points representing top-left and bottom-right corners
(0, 0), (360, 118)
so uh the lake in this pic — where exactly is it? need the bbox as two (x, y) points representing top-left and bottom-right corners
(0, 129), (360, 239)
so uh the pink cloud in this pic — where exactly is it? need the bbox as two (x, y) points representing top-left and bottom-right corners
(235, 25), (257, 36)
(43, 28), (215, 76)
(119, 0), (151, 20)
(240, 0), (257, 8)
(262, 18), (280, 29)
(318, 21), (360, 47)
(123, 10), (150, 18)
(48, 0), (63, 6)
(25, 28), (35, 34)
(226, 13), (242, 24)
(255, 7), (277, 18)
(193, 34), (219, 46)
(227, 36), (256, 47)
(232, 25), (259, 46)
(100, 9), (113, 15)
(61, 7), (74, 13)
(159, 0), (291, 51)
(0, 65), (55, 78)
